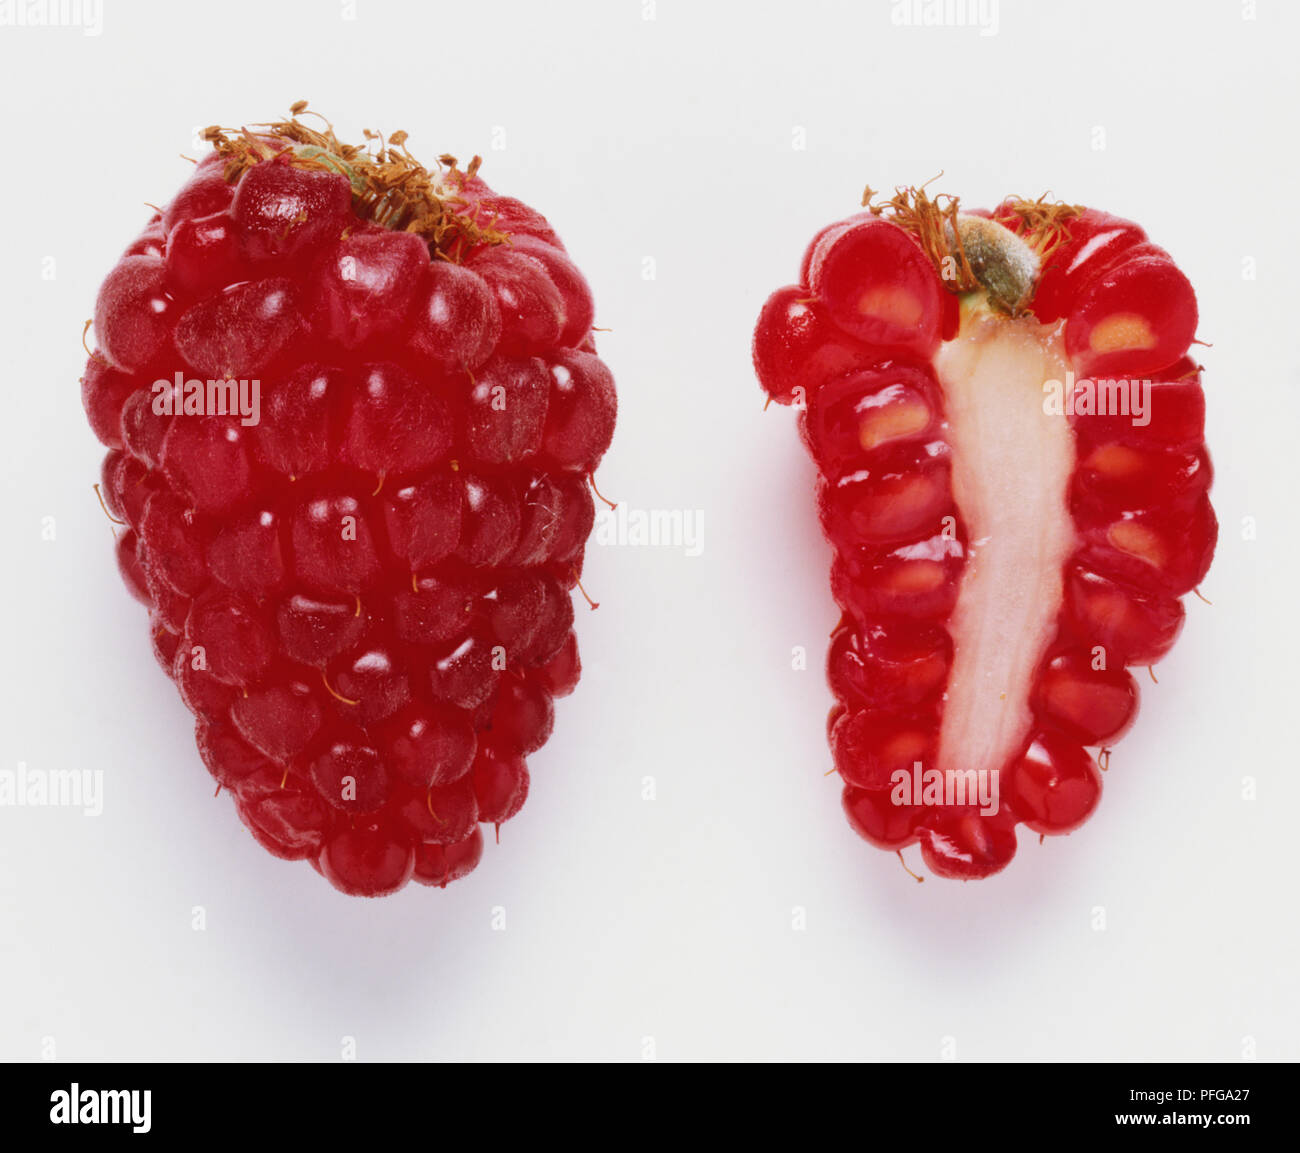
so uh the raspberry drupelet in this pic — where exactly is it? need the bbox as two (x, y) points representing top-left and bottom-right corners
(84, 104), (615, 896)
(754, 186), (1213, 880)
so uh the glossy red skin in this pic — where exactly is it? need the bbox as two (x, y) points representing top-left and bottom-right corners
(843, 787), (922, 850)
(755, 200), (1215, 880)
(818, 442), (954, 549)
(506, 235), (596, 347)
(413, 826), (484, 887)
(997, 205), (1145, 324)
(832, 709), (938, 791)
(166, 212), (244, 297)
(918, 809), (1020, 880)
(1072, 358), (1206, 447)
(806, 218), (944, 359)
(1064, 567), (1184, 665)
(803, 361), (942, 475)
(84, 145), (616, 897)
(1066, 251), (1197, 377)
(753, 287), (881, 405)
(1032, 651), (1139, 745)
(996, 204), (1198, 376)
(827, 620), (951, 711)
(310, 227), (431, 349)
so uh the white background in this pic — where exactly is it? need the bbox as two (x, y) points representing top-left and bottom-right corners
(1, 0), (1297, 1061)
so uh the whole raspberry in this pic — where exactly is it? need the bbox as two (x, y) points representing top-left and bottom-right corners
(84, 104), (615, 896)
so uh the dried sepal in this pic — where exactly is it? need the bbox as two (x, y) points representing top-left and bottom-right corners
(864, 180), (1042, 314)
(863, 178), (978, 293)
(201, 101), (509, 261)
(997, 194), (1083, 261)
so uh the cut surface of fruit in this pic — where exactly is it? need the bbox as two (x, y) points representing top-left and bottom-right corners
(933, 307), (1076, 787)
(82, 105), (616, 897)
(754, 186), (1214, 881)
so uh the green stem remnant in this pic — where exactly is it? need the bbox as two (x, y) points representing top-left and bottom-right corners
(949, 214), (1039, 315)
(863, 181), (1082, 315)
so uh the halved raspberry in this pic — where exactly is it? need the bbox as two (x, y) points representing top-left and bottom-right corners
(83, 105), (615, 897)
(755, 186), (1214, 880)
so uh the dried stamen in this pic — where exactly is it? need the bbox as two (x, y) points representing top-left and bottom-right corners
(201, 100), (509, 261)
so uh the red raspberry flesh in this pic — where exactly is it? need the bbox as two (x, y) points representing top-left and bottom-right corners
(82, 107), (615, 896)
(754, 188), (1214, 880)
